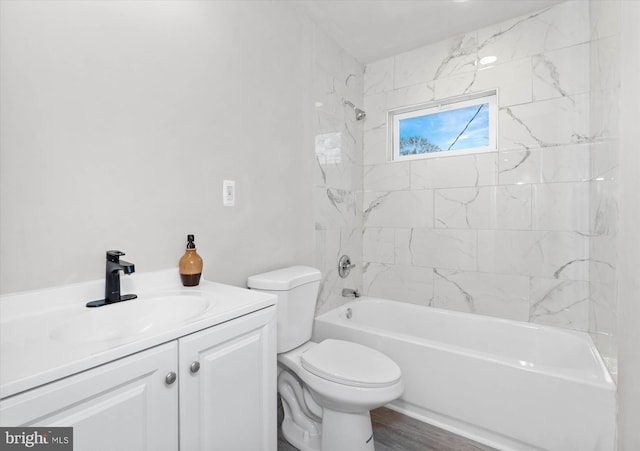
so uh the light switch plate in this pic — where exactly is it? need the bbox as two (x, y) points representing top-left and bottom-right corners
(223, 180), (235, 206)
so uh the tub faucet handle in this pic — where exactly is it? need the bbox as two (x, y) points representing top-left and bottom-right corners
(342, 288), (360, 298)
(338, 255), (355, 278)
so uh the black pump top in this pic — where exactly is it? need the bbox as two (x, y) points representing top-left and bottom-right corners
(186, 234), (196, 249)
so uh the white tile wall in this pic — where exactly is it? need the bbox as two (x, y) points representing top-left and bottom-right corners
(362, 0), (605, 331)
(589, 0), (621, 374)
(410, 153), (497, 189)
(432, 269), (530, 320)
(498, 94), (590, 150)
(312, 27), (365, 314)
(363, 262), (434, 306)
(435, 185), (532, 230)
(532, 43), (590, 101)
(363, 190), (434, 228)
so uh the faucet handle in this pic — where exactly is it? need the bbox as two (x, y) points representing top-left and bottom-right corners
(106, 250), (125, 262)
(338, 255), (355, 278)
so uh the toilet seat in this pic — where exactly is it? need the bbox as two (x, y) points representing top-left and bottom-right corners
(278, 341), (404, 411)
(301, 339), (401, 388)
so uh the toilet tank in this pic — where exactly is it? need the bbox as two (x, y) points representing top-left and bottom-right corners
(247, 266), (321, 353)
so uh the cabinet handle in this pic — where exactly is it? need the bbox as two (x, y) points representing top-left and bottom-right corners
(190, 361), (200, 374)
(165, 371), (177, 385)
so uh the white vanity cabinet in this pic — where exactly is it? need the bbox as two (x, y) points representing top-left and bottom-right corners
(179, 306), (276, 451)
(0, 341), (180, 450)
(0, 306), (276, 451)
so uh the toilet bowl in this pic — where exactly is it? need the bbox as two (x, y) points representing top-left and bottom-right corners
(277, 341), (403, 451)
(247, 266), (403, 451)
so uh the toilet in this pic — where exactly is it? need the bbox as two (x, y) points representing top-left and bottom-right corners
(247, 266), (403, 451)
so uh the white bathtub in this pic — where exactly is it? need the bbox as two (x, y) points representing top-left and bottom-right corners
(312, 298), (616, 451)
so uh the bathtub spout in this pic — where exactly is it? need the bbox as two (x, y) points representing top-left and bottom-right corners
(342, 288), (360, 298)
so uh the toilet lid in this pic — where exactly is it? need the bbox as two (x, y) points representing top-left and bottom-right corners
(301, 339), (401, 388)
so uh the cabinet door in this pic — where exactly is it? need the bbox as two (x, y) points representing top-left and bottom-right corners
(0, 342), (179, 451)
(179, 307), (276, 451)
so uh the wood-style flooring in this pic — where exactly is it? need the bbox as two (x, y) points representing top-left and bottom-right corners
(278, 404), (498, 451)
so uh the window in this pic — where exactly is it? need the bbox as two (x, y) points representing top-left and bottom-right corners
(388, 90), (497, 161)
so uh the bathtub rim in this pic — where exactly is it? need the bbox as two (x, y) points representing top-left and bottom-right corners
(314, 297), (616, 390)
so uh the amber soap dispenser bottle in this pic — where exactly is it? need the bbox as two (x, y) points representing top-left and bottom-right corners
(179, 234), (203, 286)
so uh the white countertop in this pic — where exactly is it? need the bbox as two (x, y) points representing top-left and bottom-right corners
(0, 269), (276, 399)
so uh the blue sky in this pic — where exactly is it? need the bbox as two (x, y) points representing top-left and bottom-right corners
(399, 103), (489, 153)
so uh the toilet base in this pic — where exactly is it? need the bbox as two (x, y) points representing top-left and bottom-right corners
(281, 408), (375, 451)
(280, 413), (321, 451)
(320, 409), (375, 451)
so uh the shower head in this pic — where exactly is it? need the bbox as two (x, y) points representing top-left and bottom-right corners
(343, 99), (366, 121)
(354, 107), (366, 121)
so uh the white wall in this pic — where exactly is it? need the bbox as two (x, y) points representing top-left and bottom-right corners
(0, 1), (320, 293)
(362, 1), (594, 331)
(616, 1), (640, 448)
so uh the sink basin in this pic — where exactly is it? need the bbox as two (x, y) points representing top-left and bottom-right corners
(50, 294), (211, 343)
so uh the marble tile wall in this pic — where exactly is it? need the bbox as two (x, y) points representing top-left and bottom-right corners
(362, 1), (600, 332)
(312, 28), (365, 314)
(589, 1), (621, 375)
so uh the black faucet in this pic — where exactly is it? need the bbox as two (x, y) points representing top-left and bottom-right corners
(86, 250), (138, 308)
